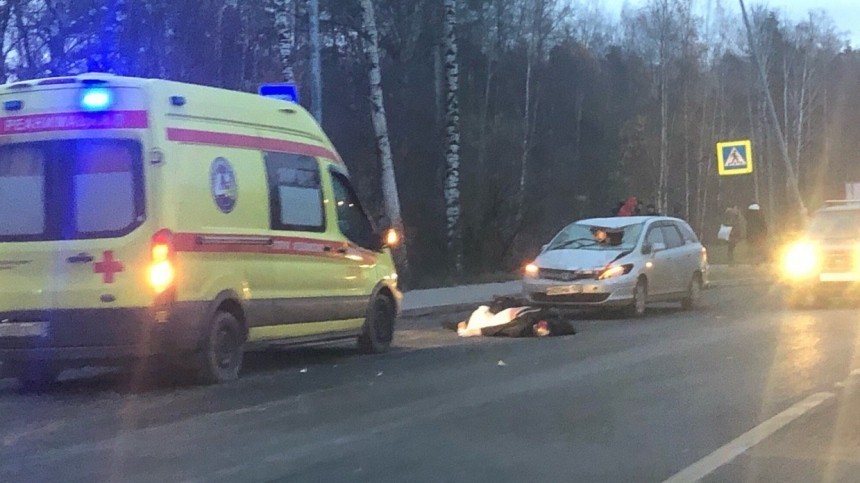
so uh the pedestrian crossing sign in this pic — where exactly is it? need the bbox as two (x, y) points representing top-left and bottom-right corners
(717, 140), (753, 176)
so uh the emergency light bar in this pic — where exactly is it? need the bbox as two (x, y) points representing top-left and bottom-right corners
(259, 83), (299, 103)
(80, 87), (114, 111)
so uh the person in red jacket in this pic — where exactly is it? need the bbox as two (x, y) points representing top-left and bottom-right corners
(617, 197), (638, 216)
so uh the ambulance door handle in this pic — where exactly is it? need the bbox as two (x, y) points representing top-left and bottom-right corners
(67, 253), (94, 264)
(337, 248), (348, 254)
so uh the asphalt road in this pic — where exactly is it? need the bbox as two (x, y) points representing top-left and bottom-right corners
(2, 284), (860, 482)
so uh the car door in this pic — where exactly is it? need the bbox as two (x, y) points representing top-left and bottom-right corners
(673, 221), (702, 282)
(658, 224), (687, 294)
(328, 168), (378, 299)
(643, 224), (673, 297)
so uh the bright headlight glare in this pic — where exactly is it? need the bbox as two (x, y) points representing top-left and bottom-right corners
(783, 241), (819, 279)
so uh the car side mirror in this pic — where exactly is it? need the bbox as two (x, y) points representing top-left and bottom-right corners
(651, 242), (667, 253)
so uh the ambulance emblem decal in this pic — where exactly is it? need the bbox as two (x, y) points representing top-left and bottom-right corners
(210, 157), (237, 213)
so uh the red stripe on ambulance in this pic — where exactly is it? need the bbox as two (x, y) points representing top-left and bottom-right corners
(171, 233), (376, 264)
(0, 110), (148, 135)
(166, 127), (341, 161)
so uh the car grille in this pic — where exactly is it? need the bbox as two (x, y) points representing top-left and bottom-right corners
(538, 268), (597, 281)
(531, 293), (610, 304)
(822, 250), (853, 272)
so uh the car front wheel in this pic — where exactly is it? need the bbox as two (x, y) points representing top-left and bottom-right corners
(359, 295), (396, 354)
(625, 279), (648, 318)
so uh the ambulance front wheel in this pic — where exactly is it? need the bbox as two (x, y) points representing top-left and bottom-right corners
(194, 311), (244, 384)
(358, 295), (396, 354)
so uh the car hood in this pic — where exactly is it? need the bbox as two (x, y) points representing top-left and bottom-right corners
(536, 248), (628, 271)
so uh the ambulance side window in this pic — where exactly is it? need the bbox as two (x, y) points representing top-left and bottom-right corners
(330, 170), (376, 250)
(264, 152), (325, 232)
(264, 153), (325, 232)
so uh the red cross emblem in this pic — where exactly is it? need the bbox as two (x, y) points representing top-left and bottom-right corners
(93, 250), (124, 284)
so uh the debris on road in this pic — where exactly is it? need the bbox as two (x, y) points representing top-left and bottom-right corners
(497, 360), (507, 367)
(300, 368), (308, 374)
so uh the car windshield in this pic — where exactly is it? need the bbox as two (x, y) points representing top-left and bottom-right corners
(807, 210), (860, 239)
(546, 222), (643, 251)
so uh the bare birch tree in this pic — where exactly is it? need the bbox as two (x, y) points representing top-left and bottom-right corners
(360, 0), (407, 273)
(272, 0), (297, 82)
(443, 0), (462, 273)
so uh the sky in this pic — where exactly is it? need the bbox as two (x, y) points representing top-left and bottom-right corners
(601, 0), (860, 45)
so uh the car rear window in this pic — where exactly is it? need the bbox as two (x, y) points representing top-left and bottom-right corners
(0, 139), (144, 242)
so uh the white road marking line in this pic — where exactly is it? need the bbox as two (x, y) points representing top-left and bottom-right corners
(663, 392), (834, 483)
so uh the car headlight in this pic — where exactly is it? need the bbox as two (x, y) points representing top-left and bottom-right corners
(524, 263), (539, 278)
(783, 241), (819, 279)
(598, 264), (634, 280)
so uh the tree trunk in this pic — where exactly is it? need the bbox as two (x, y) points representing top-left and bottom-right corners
(443, 0), (462, 274)
(309, 0), (323, 123)
(739, 0), (806, 216)
(274, 0), (297, 83)
(0, 1), (10, 84)
(360, 0), (409, 277)
(517, 58), (533, 225)
(434, 44), (444, 126)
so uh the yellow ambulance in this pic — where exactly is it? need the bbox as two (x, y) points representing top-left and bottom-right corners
(0, 74), (401, 385)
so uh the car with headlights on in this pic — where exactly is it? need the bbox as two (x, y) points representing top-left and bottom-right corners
(523, 217), (709, 317)
(781, 201), (860, 308)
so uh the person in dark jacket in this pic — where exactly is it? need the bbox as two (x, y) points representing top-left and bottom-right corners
(745, 203), (768, 264)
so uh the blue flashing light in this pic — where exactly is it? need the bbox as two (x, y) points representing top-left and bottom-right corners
(3, 100), (23, 111)
(259, 83), (299, 103)
(80, 88), (113, 111)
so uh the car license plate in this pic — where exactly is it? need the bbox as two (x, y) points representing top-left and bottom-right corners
(0, 322), (48, 338)
(820, 273), (859, 282)
(546, 285), (583, 296)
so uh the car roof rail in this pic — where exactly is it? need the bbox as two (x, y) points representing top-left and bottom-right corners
(824, 200), (860, 208)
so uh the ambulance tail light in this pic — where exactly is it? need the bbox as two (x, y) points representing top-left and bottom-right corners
(149, 229), (176, 295)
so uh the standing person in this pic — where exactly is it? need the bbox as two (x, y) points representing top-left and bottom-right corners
(745, 203), (768, 265)
(722, 206), (744, 265)
(645, 204), (658, 216)
(617, 197), (638, 217)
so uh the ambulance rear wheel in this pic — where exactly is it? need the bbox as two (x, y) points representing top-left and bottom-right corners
(358, 295), (396, 354)
(194, 311), (243, 384)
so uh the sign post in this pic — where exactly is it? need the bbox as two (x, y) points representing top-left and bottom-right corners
(716, 140), (753, 176)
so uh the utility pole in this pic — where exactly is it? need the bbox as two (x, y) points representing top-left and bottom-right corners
(738, 0), (806, 216)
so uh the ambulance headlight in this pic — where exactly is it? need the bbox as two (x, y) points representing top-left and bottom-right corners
(80, 88), (114, 111)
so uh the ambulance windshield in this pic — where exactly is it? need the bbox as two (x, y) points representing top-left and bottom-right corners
(0, 139), (144, 241)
